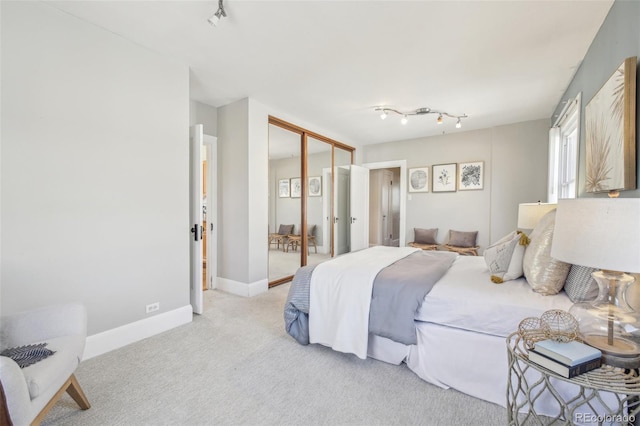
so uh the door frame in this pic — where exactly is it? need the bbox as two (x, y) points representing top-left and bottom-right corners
(362, 160), (407, 247)
(203, 135), (217, 290)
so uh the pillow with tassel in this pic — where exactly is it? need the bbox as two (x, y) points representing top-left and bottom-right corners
(484, 230), (529, 283)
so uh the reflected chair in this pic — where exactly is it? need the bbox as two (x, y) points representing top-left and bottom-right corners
(443, 229), (479, 256)
(285, 225), (317, 254)
(269, 224), (293, 251)
(0, 303), (91, 425)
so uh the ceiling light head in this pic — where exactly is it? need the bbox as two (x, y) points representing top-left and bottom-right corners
(456, 118), (462, 129)
(401, 115), (408, 125)
(380, 111), (388, 120)
(437, 114), (443, 125)
(208, 0), (227, 26)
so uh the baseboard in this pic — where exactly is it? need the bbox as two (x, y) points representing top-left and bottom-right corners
(83, 305), (192, 360)
(216, 277), (268, 297)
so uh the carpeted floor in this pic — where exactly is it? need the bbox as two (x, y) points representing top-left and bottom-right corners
(43, 284), (507, 425)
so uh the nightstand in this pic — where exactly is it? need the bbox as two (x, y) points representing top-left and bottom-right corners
(507, 331), (640, 425)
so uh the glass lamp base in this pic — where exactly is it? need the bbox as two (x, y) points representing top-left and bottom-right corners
(582, 334), (640, 368)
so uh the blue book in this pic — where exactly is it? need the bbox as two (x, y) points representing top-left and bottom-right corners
(533, 339), (602, 366)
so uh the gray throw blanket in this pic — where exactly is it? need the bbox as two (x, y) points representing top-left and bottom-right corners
(284, 250), (456, 346)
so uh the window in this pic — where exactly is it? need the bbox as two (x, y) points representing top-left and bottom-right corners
(548, 93), (581, 202)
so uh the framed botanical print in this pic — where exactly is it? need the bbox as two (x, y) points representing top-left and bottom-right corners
(308, 176), (322, 197)
(432, 163), (457, 192)
(585, 56), (637, 193)
(290, 177), (302, 198)
(408, 167), (429, 193)
(278, 179), (290, 198)
(458, 161), (484, 190)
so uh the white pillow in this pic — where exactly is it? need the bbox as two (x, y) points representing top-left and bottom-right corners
(484, 231), (526, 283)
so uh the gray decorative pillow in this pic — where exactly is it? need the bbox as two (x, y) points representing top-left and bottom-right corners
(414, 228), (438, 244)
(1, 343), (55, 368)
(278, 224), (294, 235)
(449, 230), (478, 248)
(564, 265), (598, 302)
(523, 210), (570, 295)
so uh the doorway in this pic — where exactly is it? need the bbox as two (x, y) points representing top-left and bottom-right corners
(363, 160), (407, 248)
(369, 168), (400, 247)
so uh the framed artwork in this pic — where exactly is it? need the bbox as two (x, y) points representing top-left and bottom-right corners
(408, 167), (429, 192)
(432, 163), (457, 192)
(278, 179), (290, 198)
(308, 176), (322, 197)
(585, 56), (637, 193)
(458, 161), (484, 190)
(290, 177), (302, 198)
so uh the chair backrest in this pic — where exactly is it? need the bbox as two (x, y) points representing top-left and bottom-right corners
(278, 224), (294, 235)
(307, 224), (316, 237)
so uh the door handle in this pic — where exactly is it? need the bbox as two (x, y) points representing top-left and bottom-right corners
(351, 217), (357, 224)
(334, 217), (339, 223)
(191, 224), (201, 241)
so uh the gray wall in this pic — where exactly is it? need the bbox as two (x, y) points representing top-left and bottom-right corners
(1, 2), (190, 334)
(362, 119), (549, 250)
(551, 0), (640, 198)
(268, 150), (330, 246)
(217, 98), (269, 289)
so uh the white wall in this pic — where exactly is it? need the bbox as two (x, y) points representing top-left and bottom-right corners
(1, 2), (190, 336)
(361, 119), (549, 250)
(190, 100), (217, 136)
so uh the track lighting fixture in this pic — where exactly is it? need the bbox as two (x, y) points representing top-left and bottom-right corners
(208, 0), (227, 26)
(374, 106), (467, 128)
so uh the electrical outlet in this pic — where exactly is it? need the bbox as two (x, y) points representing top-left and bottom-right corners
(145, 302), (160, 314)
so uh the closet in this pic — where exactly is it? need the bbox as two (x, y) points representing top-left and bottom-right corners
(268, 116), (355, 287)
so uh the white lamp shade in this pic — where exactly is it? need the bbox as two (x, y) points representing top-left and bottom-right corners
(517, 203), (557, 230)
(551, 198), (640, 273)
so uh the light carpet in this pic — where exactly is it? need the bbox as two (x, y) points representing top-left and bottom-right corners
(43, 284), (507, 425)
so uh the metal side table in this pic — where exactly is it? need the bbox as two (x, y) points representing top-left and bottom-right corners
(507, 331), (640, 425)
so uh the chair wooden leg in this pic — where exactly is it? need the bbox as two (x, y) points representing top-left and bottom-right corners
(67, 374), (91, 410)
(31, 374), (90, 426)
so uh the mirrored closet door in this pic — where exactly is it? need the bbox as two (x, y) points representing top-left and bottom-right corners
(268, 117), (355, 287)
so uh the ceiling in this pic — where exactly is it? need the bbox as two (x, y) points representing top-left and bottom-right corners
(48, 0), (613, 147)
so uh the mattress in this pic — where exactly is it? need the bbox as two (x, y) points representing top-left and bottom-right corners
(415, 256), (574, 338)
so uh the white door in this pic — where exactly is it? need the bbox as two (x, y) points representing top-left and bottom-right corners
(334, 166), (350, 255)
(189, 125), (204, 314)
(350, 165), (369, 252)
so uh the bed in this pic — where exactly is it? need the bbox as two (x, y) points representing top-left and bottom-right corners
(286, 245), (570, 399)
(284, 236), (623, 419)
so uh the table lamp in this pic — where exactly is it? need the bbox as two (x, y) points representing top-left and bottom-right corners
(551, 198), (640, 368)
(517, 202), (557, 231)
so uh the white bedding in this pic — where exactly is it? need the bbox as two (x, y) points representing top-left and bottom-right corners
(309, 246), (419, 359)
(415, 256), (573, 337)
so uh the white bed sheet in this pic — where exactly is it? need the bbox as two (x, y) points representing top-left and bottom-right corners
(415, 256), (574, 338)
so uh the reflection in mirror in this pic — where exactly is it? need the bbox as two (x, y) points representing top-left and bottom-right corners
(306, 137), (332, 267)
(268, 124), (301, 283)
(334, 147), (352, 256)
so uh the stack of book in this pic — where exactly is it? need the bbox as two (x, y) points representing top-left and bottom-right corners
(528, 339), (602, 378)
